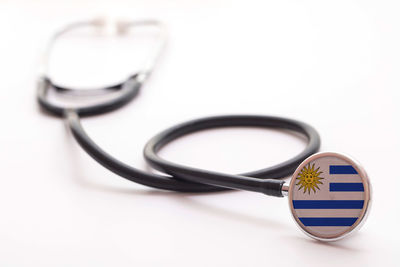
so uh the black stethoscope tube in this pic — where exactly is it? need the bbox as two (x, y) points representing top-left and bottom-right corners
(37, 75), (142, 117)
(66, 110), (229, 193)
(38, 70), (320, 197)
(66, 111), (320, 196)
(144, 115), (320, 196)
(37, 18), (320, 197)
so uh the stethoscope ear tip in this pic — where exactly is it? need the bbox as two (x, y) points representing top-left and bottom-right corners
(286, 152), (371, 241)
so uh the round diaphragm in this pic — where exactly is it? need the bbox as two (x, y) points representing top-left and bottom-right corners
(288, 152), (371, 241)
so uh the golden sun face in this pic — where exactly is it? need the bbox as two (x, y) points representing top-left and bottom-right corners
(296, 163), (324, 194)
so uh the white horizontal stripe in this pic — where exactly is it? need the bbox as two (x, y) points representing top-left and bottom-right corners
(295, 209), (363, 217)
(293, 191), (365, 200)
(327, 175), (363, 183)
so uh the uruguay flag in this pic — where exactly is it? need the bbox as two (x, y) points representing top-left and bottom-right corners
(290, 156), (368, 239)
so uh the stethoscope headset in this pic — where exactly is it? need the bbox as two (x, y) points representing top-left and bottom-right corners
(37, 18), (371, 242)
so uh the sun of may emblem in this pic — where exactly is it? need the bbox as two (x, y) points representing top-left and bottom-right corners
(296, 163), (324, 194)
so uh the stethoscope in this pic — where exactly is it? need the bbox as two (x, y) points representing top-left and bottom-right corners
(37, 18), (371, 242)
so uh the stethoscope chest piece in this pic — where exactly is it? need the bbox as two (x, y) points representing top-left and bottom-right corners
(287, 152), (371, 241)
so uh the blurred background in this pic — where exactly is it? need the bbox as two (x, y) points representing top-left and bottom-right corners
(0, 0), (399, 266)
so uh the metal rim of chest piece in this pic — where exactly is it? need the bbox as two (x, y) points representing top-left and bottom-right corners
(287, 152), (371, 241)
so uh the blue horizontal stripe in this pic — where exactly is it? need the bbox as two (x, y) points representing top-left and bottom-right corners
(330, 183), (364, 192)
(292, 200), (364, 209)
(330, 165), (358, 174)
(299, 217), (358, 226)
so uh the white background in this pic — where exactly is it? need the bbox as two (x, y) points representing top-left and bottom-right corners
(1, 0), (399, 266)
